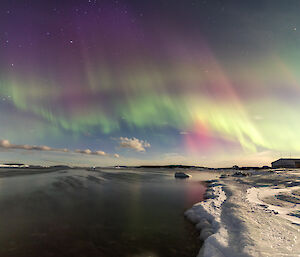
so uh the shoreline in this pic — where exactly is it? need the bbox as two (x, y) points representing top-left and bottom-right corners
(185, 169), (300, 257)
(185, 180), (227, 257)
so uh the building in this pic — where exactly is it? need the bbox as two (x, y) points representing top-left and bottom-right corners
(271, 158), (300, 168)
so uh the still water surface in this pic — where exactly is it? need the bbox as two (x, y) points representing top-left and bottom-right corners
(0, 168), (209, 257)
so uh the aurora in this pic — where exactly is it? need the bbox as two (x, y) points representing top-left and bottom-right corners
(1, 0), (300, 167)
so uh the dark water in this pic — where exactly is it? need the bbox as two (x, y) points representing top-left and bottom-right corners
(0, 168), (207, 257)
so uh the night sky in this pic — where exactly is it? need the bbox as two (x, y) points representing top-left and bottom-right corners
(1, 0), (300, 167)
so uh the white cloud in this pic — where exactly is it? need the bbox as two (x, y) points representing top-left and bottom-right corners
(0, 140), (11, 147)
(0, 139), (66, 152)
(75, 149), (92, 154)
(0, 139), (112, 157)
(94, 150), (107, 156)
(118, 137), (150, 152)
(75, 149), (110, 156)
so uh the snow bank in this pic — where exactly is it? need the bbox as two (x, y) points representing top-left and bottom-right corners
(185, 183), (232, 257)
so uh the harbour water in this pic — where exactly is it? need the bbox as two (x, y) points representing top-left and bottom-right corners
(0, 168), (210, 257)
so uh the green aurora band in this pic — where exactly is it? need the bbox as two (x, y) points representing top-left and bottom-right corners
(1, 52), (300, 154)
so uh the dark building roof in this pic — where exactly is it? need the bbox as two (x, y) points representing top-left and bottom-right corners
(271, 158), (300, 164)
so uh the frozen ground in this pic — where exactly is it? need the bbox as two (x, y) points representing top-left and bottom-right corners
(185, 169), (300, 257)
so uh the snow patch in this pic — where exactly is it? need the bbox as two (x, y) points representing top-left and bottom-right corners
(247, 186), (300, 225)
(185, 169), (300, 257)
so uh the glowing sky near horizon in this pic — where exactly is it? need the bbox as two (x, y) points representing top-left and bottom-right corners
(1, 0), (300, 166)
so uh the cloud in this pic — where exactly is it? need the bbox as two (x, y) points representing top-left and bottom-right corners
(75, 149), (109, 156)
(0, 139), (114, 157)
(94, 150), (107, 156)
(0, 140), (11, 148)
(0, 139), (67, 152)
(118, 137), (150, 152)
(75, 149), (92, 154)
(114, 153), (120, 158)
